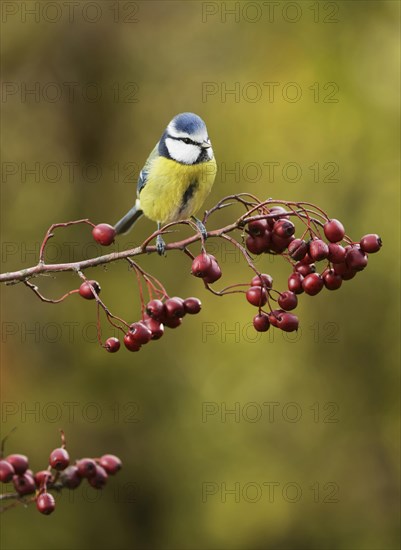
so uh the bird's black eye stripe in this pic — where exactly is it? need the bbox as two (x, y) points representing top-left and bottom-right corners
(168, 135), (200, 146)
(181, 137), (198, 145)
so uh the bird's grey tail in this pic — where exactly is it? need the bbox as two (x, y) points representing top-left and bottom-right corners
(114, 200), (143, 235)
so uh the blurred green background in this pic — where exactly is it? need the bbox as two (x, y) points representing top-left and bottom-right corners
(1, 1), (399, 549)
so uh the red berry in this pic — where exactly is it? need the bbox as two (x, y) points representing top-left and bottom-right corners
(324, 219), (345, 242)
(267, 206), (289, 227)
(245, 233), (271, 254)
(99, 454), (122, 475)
(346, 247), (368, 271)
(288, 273), (304, 294)
(277, 312), (299, 332)
(79, 280), (101, 300)
(278, 291), (298, 311)
(36, 492), (56, 515)
(299, 253), (314, 265)
(253, 313), (270, 332)
(360, 234), (382, 253)
(246, 235), (263, 255)
(164, 297), (186, 319)
(309, 239), (329, 261)
(332, 261), (356, 280)
(273, 219), (295, 238)
(49, 448), (70, 471)
(183, 297), (202, 314)
(5, 454), (29, 475)
(191, 254), (213, 277)
(76, 458), (97, 478)
(92, 223), (116, 246)
(34, 470), (53, 487)
(105, 337), (120, 353)
(247, 219), (269, 236)
(144, 318), (164, 340)
(302, 273), (324, 295)
(270, 233), (294, 253)
(288, 239), (308, 261)
(203, 259), (222, 284)
(13, 473), (36, 495)
(251, 273), (273, 289)
(332, 262), (347, 276)
(123, 333), (141, 352)
(145, 299), (164, 320)
(129, 322), (152, 345)
(323, 269), (343, 290)
(0, 460), (15, 482)
(328, 243), (346, 263)
(163, 316), (182, 329)
(246, 286), (268, 307)
(341, 267), (357, 280)
(295, 262), (316, 277)
(88, 465), (108, 489)
(61, 466), (82, 488)
(268, 309), (285, 328)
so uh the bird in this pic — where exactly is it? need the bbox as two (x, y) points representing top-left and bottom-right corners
(114, 112), (217, 255)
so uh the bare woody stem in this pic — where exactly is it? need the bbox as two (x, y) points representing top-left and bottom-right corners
(0, 196), (332, 285)
(0, 222), (240, 284)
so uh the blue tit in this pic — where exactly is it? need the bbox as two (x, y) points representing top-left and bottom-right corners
(114, 112), (217, 254)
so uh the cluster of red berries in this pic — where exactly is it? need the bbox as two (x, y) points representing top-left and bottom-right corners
(102, 296), (202, 353)
(78, 276), (202, 354)
(239, 207), (381, 331)
(119, 296), (202, 353)
(246, 273), (299, 333)
(0, 434), (122, 515)
(245, 206), (301, 255)
(86, 223), (205, 353)
(187, 207), (381, 334)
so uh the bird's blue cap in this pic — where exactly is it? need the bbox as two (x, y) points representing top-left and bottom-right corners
(170, 112), (207, 136)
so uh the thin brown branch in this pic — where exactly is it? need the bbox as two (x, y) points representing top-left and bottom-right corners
(0, 222), (240, 284)
(0, 195), (341, 286)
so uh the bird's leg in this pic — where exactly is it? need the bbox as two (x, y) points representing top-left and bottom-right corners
(156, 222), (166, 256)
(191, 216), (208, 241)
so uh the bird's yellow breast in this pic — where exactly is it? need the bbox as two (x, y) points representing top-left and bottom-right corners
(139, 156), (217, 224)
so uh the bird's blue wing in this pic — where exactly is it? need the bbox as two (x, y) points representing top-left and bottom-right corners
(137, 142), (160, 197)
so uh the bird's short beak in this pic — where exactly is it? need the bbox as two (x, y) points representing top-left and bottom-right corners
(201, 140), (211, 149)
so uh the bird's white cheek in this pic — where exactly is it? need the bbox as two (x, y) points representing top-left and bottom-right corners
(165, 138), (199, 164)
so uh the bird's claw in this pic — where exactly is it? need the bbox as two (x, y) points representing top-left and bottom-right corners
(156, 234), (166, 256)
(192, 217), (208, 241)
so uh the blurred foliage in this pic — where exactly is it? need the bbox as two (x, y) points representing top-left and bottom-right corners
(1, 1), (399, 549)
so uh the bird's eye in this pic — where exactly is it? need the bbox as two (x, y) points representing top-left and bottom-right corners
(183, 138), (191, 144)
